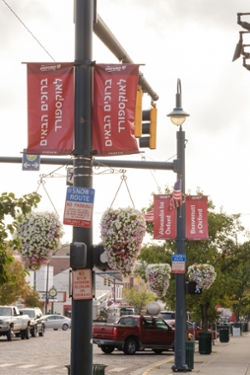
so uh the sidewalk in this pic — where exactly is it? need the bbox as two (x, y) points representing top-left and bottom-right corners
(130, 332), (250, 375)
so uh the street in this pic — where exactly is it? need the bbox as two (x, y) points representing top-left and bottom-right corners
(0, 329), (174, 375)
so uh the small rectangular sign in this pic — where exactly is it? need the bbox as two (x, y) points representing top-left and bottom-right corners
(172, 254), (186, 274)
(63, 186), (95, 228)
(72, 269), (92, 300)
(22, 152), (40, 171)
(172, 254), (186, 262)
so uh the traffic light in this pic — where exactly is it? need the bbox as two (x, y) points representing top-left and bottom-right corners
(92, 244), (112, 271)
(186, 281), (202, 295)
(134, 87), (157, 149)
(134, 86), (143, 138)
(139, 105), (157, 149)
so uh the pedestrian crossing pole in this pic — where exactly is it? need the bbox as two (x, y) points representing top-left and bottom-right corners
(71, 0), (94, 374)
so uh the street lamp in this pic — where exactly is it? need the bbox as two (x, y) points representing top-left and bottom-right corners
(167, 78), (189, 372)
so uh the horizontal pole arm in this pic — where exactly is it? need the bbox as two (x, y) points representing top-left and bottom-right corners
(93, 15), (159, 101)
(0, 156), (175, 171)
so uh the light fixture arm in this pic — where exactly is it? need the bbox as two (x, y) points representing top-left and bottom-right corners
(167, 78), (189, 126)
(237, 13), (250, 31)
(176, 78), (182, 109)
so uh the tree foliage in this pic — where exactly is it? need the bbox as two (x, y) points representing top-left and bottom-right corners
(122, 287), (155, 314)
(24, 288), (42, 308)
(0, 250), (30, 305)
(0, 192), (40, 285)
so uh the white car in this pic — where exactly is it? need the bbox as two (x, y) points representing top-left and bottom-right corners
(42, 314), (71, 331)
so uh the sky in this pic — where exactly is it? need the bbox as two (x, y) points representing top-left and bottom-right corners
(1, 0), (250, 246)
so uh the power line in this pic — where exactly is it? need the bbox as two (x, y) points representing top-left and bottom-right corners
(2, 0), (55, 61)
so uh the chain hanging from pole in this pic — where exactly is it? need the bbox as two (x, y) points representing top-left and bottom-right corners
(36, 176), (60, 217)
(109, 172), (135, 208)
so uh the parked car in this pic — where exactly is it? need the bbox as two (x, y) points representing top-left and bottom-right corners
(169, 320), (217, 340)
(119, 307), (135, 316)
(20, 307), (45, 337)
(41, 314), (71, 331)
(158, 311), (176, 325)
(93, 315), (175, 354)
(159, 311), (192, 324)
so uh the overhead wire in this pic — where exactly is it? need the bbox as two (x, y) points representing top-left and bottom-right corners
(2, 0), (55, 61)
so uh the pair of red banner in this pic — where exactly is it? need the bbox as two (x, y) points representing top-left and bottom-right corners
(153, 195), (208, 240)
(26, 63), (140, 156)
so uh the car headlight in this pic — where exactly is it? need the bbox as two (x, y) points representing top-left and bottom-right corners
(0, 321), (9, 327)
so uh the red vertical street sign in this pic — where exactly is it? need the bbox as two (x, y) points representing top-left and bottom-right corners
(92, 64), (140, 156)
(26, 62), (74, 155)
(153, 195), (176, 240)
(186, 196), (209, 240)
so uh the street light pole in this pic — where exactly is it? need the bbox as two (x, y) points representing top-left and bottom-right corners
(167, 79), (189, 372)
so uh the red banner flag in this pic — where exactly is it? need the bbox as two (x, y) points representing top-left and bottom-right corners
(26, 62), (74, 155)
(186, 196), (209, 240)
(144, 209), (154, 222)
(92, 64), (140, 156)
(154, 195), (176, 240)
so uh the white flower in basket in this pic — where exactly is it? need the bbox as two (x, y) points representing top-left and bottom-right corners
(14, 211), (64, 271)
(100, 207), (146, 276)
(187, 263), (217, 290)
(146, 263), (172, 298)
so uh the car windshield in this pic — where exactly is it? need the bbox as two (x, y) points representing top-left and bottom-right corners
(160, 312), (175, 320)
(22, 310), (35, 318)
(0, 307), (12, 316)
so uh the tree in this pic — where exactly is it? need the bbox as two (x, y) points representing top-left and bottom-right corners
(0, 192), (40, 285)
(122, 287), (155, 314)
(220, 240), (250, 321)
(0, 250), (30, 305)
(24, 288), (42, 308)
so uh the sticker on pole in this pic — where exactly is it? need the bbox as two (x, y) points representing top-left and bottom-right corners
(72, 269), (92, 300)
(172, 254), (186, 274)
(63, 186), (95, 228)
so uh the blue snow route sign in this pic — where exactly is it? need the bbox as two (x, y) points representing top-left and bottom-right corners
(172, 254), (186, 262)
(63, 186), (95, 228)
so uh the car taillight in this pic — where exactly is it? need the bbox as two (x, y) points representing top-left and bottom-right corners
(113, 327), (117, 337)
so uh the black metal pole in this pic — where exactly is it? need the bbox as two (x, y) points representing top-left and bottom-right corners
(71, 1), (93, 374)
(172, 126), (187, 372)
(45, 262), (49, 314)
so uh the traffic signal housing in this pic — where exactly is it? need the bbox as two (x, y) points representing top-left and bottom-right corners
(134, 87), (157, 149)
(134, 86), (143, 138)
(186, 281), (202, 295)
(139, 106), (157, 149)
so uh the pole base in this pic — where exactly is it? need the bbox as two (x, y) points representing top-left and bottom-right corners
(171, 364), (188, 372)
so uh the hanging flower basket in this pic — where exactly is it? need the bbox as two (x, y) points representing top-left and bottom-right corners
(187, 263), (217, 290)
(14, 211), (64, 271)
(146, 263), (172, 298)
(100, 207), (146, 276)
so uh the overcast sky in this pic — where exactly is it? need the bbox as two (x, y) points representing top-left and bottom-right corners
(1, 0), (250, 244)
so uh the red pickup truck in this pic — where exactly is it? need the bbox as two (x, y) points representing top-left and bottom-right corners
(92, 315), (175, 355)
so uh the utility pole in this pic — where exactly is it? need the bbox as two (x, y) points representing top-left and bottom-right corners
(71, 0), (93, 374)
